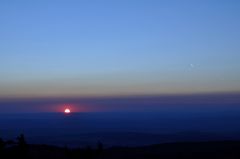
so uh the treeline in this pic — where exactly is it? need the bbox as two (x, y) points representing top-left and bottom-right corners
(0, 134), (104, 159)
(1, 134), (29, 159)
(1, 134), (240, 159)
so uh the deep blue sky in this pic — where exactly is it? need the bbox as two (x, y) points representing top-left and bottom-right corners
(0, 0), (240, 98)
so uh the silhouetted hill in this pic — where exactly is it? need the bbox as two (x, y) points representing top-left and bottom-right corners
(105, 141), (240, 159)
(2, 140), (240, 159)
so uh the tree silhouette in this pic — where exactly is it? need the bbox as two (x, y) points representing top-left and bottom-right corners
(97, 141), (103, 154)
(16, 134), (28, 158)
(0, 138), (5, 157)
(0, 138), (4, 149)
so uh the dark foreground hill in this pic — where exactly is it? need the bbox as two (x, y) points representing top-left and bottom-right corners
(1, 140), (240, 159)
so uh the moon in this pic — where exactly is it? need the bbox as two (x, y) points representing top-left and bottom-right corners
(64, 108), (71, 114)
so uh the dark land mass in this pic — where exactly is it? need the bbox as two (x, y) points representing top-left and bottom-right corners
(1, 136), (240, 159)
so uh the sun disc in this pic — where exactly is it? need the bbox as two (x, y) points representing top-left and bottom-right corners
(64, 108), (71, 114)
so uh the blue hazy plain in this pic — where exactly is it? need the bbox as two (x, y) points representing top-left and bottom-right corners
(1, 111), (240, 147)
(0, 95), (240, 147)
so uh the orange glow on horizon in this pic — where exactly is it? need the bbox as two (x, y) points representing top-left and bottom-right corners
(56, 103), (91, 113)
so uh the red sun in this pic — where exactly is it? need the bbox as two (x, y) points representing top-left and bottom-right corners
(64, 108), (71, 114)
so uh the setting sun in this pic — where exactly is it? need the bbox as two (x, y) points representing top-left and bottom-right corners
(64, 108), (71, 114)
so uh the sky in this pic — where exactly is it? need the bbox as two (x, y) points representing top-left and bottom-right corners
(0, 0), (240, 99)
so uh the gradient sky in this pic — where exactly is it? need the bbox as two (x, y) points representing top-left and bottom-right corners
(0, 0), (240, 98)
